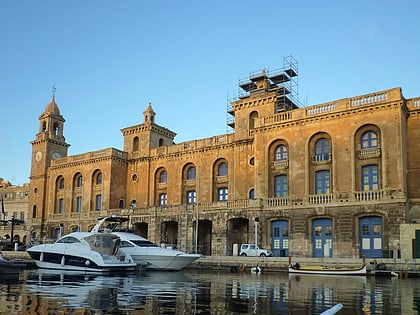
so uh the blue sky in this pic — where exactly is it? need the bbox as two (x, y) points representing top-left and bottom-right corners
(1, 1), (420, 186)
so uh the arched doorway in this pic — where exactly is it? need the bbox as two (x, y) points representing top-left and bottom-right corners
(312, 218), (333, 258)
(227, 218), (248, 255)
(193, 220), (212, 255)
(161, 221), (178, 248)
(359, 216), (383, 258)
(271, 220), (289, 257)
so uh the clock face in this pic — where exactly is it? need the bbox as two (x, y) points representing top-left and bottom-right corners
(35, 151), (42, 162)
(52, 152), (62, 159)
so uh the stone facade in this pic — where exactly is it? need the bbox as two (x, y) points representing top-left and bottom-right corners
(7, 66), (420, 259)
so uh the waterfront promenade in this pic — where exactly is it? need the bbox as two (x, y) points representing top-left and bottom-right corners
(4, 250), (420, 275)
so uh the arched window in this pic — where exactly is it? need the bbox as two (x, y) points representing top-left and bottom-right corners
(187, 166), (196, 180)
(96, 172), (103, 185)
(274, 145), (288, 161)
(249, 188), (255, 200)
(77, 175), (83, 187)
(361, 131), (378, 149)
(53, 122), (59, 136)
(118, 200), (125, 209)
(133, 136), (139, 151)
(160, 171), (167, 183)
(159, 138), (164, 147)
(218, 162), (228, 176)
(314, 138), (330, 161)
(59, 178), (64, 189)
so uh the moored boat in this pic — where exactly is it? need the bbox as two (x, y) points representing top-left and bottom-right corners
(27, 232), (137, 273)
(0, 251), (27, 274)
(288, 263), (367, 276)
(91, 216), (201, 271)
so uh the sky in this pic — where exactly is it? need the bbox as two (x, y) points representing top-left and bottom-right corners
(1, 1), (420, 186)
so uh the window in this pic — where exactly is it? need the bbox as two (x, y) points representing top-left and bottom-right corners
(58, 198), (64, 213)
(361, 131), (378, 149)
(96, 173), (102, 185)
(187, 167), (196, 180)
(20, 212), (25, 221)
(59, 178), (64, 189)
(76, 196), (82, 212)
(218, 187), (228, 201)
(274, 175), (288, 197)
(32, 205), (36, 218)
(133, 136), (139, 151)
(95, 194), (102, 210)
(218, 162), (228, 176)
(249, 188), (255, 200)
(315, 170), (330, 194)
(159, 193), (167, 206)
(77, 175), (83, 187)
(160, 171), (167, 183)
(159, 138), (164, 147)
(362, 165), (379, 191)
(314, 138), (330, 161)
(274, 145), (288, 161)
(187, 190), (196, 204)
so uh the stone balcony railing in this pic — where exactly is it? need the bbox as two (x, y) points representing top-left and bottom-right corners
(44, 188), (405, 222)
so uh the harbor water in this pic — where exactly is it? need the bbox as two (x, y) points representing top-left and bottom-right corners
(0, 268), (418, 314)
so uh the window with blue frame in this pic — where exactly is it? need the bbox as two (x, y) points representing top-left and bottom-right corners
(96, 172), (103, 185)
(58, 198), (64, 213)
(76, 196), (82, 212)
(361, 131), (378, 149)
(187, 190), (196, 204)
(274, 175), (288, 197)
(314, 138), (330, 161)
(160, 171), (167, 183)
(362, 165), (379, 190)
(95, 194), (102, 210)
(187, 167), (196, 180)
(218, 187), (228, 201)
(159, 193), (167, 206)
(315, 170), (330, 194)
(218, 162), (228, 176)
(274, 145), (288, 161)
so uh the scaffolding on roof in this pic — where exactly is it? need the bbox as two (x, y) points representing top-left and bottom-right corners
(227, 55), (301, 133)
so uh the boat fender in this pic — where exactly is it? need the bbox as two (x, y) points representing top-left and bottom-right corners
(240, 264), (245, 272)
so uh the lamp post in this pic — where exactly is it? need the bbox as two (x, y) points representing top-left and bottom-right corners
(254, 217), (259, 246)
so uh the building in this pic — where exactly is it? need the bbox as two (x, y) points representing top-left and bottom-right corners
(25, 58), (420, 259)
(0, 179), (30, 248)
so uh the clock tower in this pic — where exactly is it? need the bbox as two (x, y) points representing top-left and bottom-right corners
(29, 95), (70, 239)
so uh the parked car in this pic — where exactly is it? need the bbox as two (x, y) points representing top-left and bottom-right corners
(239, 244), (273, 257)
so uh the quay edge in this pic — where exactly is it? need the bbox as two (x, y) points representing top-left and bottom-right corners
(4, 251), (420, 276)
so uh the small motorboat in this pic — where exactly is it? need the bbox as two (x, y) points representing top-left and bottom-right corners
(0, 251), (27, 274)
(288, 262), (366, 276)
(91, 216), (201, 271)
(27, 232), (137, 273)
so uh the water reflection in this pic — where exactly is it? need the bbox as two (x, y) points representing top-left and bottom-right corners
(0, 269), (419, 314)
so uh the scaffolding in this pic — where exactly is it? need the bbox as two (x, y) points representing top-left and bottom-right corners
(227, 55), (301, 132)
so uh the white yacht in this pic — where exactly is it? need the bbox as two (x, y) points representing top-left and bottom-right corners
(27, 232), (137, 273)
(91, 216), (201, 271)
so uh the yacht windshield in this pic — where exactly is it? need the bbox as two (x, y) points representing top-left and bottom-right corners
(131, 240), (158, 247)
